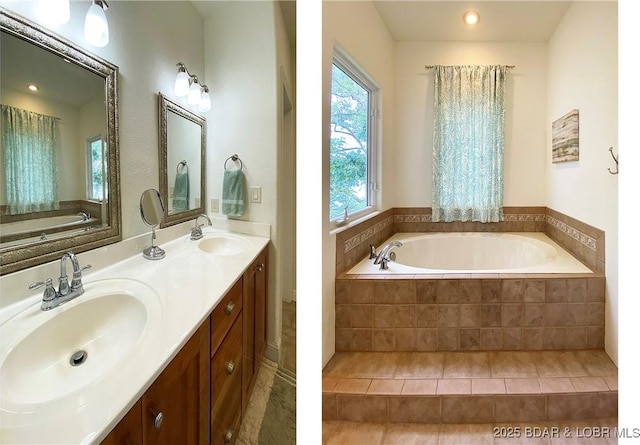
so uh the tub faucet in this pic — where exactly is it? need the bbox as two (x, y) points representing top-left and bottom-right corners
(374, 241), (403, 270)
(29, 252), (92, 311)
(190, 214), (213, 240)
(77, 212), (90, 221)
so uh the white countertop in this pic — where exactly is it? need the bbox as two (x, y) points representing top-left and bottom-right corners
(0, 225), (270, 444)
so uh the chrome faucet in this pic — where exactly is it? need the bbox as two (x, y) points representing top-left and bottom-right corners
(190, 214), (213, 240)
(29, 252), (91, 311)
(77, 212), (90, 221)
(373, 241), (403, 270)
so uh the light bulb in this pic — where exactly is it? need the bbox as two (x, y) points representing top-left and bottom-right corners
(463, 10), (480, 25)
(39, 0), (70, 26)
(187, 80), (201, 105)
(174, 70), (190, 97)
(85, 2), (109, 47)
(198, 90), (211, 112)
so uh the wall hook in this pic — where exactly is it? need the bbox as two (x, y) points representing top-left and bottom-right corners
(607, 147), (618, 175)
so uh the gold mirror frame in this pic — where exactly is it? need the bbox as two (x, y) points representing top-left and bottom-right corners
(158, 93), (206, 228)
(0, 8), (121, 275)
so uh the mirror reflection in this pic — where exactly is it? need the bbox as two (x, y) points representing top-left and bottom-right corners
(158, 93), (206, 228)
(0, 9), (121, 275)
(0, 31), (108, 247)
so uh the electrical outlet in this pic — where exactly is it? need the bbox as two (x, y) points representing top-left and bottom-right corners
(250, 186), (262, 203)
(211, 198), (219, 213)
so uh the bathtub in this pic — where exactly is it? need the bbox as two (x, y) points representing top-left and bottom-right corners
(347, 232), (593, 274)
(1, 215), (90, 237)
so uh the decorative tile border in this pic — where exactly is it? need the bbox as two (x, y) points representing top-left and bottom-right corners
(344, 216), (394, 254)
(391, 213), (547, 224)
(547, 215), (597, 251)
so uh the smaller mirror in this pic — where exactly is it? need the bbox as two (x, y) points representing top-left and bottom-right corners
(158, 93), (206, 228)
(139, 189), (165, 261)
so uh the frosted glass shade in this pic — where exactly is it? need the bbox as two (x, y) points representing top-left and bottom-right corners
(198, 91), (211, 112)
(39, 0), (70, 25)
(187, 82), (201, 105)
(85, 3), (109, 47)
(174, 71), (190, 97)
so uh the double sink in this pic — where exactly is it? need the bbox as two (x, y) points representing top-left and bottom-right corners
(0, 229), (253, 424)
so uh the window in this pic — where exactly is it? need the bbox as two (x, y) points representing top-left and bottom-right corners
(329, 49), (378, 222)
(86, 136), (107, 201)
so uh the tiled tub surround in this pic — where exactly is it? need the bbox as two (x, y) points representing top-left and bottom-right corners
(334, 207), (606, 352)
(322, 350), (617, 424)
(335, 207), (604, 275)
(335, 276), (605, 352)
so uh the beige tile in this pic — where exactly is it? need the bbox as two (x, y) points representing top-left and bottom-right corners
(524, 304), (545, 327)
(524, 280), (546, 303)
(401, 379), (438, 395)
(416, 329), (438, 351)
(323, 421), (386, 445)
(459, 280), (481, 303)
(481, 304), (502, 327)
(383, 423), (440, 445)
(322, 394), (337, 421)
(438, 424), (494, 445)
(505, 378), (541, 394)
(443, 351), (491, 378)
(573, 350), (618, 376)
(602, 375), (618, 390)
(437, 280), (459, 303)
(352, 329), (373, 351)
(546, 279), (567, 302)
(395, 329), (417, 351)
(395, 305), (416, 328)
(535, 351), (589, 377)
(459, 329), (481, 350)
(388, 397), (440, 423)
(481, 280), (502, 303)
(438, 328), (459, 351)
(323, 377), (339, 392)
(494, 395), (546, 422)
(502, 279), (524, 302)
(395, 352), (445, 378)
(374, 306), (395, 328)
(547, 393), (598, 421)
(571, 376), (609, 392)
(566, 279), (587, 302)
(471, 378), (506, 394)
(336, 395), (388, 423)
(373, 329), (395, 351)
(538, 377), (576, 393)
(440, 397), (495, 424)
(491, 351), (539, 378)
(417, 305), (438, 328)
(367, 379), (404, 395)
(460, 304), (481, 327)
(437, 379), (471, 395)
(438, 305), (459, 328)
(416, 281), (438, 304)
(334, 378), (372, 394)
(323, 352), (400, 379)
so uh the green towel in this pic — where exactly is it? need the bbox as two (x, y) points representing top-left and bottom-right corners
(222, 169), (245, 216)
(172, 172), (189, 212)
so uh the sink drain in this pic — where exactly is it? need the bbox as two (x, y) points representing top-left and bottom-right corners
(70, 350), (87, 366)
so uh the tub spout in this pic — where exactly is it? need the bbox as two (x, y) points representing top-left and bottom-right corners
(373, 240), (403, 266)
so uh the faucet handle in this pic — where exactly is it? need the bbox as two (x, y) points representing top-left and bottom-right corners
(369, 244), (377, 260)
(29, 278), (57, 304)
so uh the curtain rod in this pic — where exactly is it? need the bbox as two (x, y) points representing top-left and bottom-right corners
(1, 103), (62, 120)
(425, 65), (515, 69)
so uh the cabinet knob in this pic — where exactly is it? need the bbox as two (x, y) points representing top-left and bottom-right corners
(256, 263), (264, 273)
(224, 428), (234, 444)
(226, 360), (236, 375)
(225, 301), (235, 314)
(150, 409), (164, 430)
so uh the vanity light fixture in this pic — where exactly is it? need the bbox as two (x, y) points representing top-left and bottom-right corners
(38, 0), (70, 26)
(174, 63), (211, 112)
(463, 10), (480, 25)
(84, 1), (109, 48)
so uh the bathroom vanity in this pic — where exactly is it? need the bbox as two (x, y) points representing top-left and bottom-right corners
(0, 226), (269, 445)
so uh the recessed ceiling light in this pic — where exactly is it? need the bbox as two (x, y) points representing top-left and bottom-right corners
(28, 84), (39, 92)
(463, 10), (480, 25)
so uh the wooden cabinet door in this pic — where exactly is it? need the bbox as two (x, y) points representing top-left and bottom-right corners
(100, 400), (142, 445)
(141, 321), (210, 445)
(242, 248), (268, 413)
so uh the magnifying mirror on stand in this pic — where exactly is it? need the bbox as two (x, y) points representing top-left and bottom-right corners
(140, 189), (166, 260)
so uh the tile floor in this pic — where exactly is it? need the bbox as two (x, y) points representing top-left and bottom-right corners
(323, 418), (619, 445)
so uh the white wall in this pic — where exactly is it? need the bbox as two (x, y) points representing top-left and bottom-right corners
(394, 42), (547, 207)
(547, 1), (618, 364)
(202, 1), (290, 361)
(0, 0), (205, 239)
(322, 1), (395, 366)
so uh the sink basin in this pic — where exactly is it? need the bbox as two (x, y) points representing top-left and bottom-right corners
(0, 278), (161, 406)
(198, 233), (251, 256)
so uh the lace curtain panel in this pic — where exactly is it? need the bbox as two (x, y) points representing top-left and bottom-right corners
(431, 65), (507, 223)
(1, 104), (59, 215)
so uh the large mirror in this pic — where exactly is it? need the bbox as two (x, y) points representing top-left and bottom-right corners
(158, 93), (205, 227)
(0, 8), (120, 274)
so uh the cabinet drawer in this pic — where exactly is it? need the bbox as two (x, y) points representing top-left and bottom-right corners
(211, 279), (242, 356)
(211, 316), (243, 445)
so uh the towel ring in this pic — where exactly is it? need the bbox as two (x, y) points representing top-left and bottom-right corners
(224, 154), (243, 171)
(176, 160), (188, 174)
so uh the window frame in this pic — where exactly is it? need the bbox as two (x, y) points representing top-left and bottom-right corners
(329, 46), (379, 226)
(85, 134), (106, 202)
